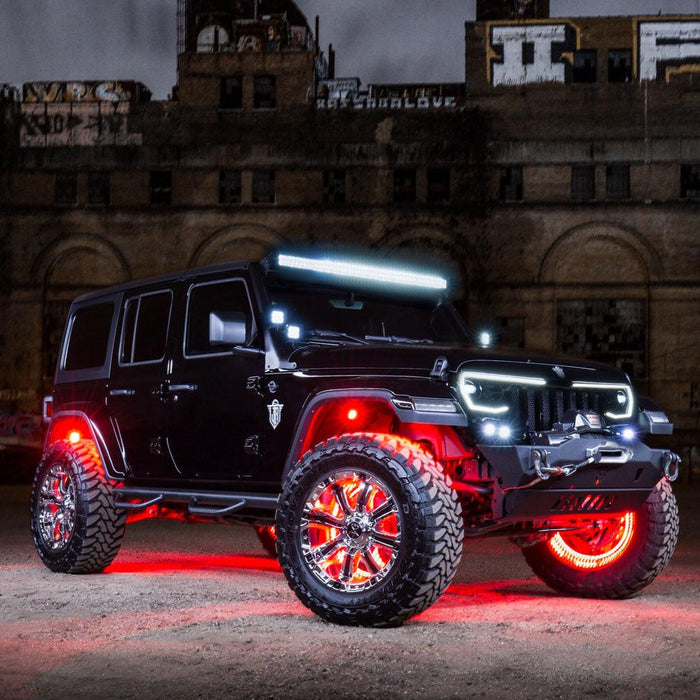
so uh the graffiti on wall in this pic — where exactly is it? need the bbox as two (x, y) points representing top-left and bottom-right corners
(488, 18), (700, 86)
(23, 81), (149, 103)
(638, 21), (700, 82)
(317, 82), (463, 110)
(0, 413), (43, 449)
(20, 102), (142, 147)
(489, 22), (578, 86)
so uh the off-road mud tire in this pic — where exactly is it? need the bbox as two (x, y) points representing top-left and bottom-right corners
(521, 479), (679, 598)
(30, 440), (126, 574)
(276, 433), (463, 627)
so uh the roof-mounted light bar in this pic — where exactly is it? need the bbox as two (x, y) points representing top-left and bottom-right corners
(277, 254), (448, 291)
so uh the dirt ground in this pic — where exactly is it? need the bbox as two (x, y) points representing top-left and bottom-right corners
(1, 478), (699, 700)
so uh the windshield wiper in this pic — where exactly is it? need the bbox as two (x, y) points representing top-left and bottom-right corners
(365, 335), (434, 345)
(308, 330), (369, 345)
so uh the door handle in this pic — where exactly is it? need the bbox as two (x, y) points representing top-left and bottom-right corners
(109, 389), (136, 397)
(168, 384), (198, 393)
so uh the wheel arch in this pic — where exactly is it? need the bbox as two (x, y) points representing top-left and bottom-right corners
(281, 388), (470, 481)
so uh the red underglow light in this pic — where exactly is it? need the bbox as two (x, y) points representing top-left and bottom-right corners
(347, 408), (359, 421)
(68, 431), (81, 444)
(548, 512), (636, 570)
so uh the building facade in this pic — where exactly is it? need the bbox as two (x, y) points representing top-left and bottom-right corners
(0, 0), (698, 457)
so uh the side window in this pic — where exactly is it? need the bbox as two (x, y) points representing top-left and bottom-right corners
(63, 303), (115, 371)
(120, 291), (172, 365)
(186, 280), (253, 357)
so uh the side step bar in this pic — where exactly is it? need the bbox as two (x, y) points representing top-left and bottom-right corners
(114, 486), (278, 515)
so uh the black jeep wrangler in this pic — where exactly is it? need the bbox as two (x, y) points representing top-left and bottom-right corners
(31, 250), (680, 627)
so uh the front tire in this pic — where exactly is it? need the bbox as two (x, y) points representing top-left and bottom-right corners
(30, 440), (126, 574)
(521, 479), (679, 598)
(276, 433), (463, 627)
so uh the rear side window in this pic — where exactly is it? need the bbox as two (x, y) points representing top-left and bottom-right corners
(186, 279), (253, 357)
(63, 303), (115, 371)
(120, 291), (172, 365)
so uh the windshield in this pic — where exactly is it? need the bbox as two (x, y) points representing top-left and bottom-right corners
(265, 280), (470, 345)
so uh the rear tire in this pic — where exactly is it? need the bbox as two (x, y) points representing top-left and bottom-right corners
(30, 440), (126, 574)
(521, 479), (679, 598)
(276, 433), (463, 627)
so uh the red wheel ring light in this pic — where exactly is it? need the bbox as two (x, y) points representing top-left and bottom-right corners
(548, 512), (636, 570)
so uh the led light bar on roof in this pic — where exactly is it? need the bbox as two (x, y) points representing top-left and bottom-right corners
(277, 254), (448, 291)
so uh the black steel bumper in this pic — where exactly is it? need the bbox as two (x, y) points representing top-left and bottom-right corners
(477, 438), (679, 521)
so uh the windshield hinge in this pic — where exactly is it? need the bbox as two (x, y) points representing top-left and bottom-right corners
(430, 356), (449, 382)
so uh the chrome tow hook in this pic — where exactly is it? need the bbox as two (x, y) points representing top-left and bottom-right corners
(662, 451), (681, 482)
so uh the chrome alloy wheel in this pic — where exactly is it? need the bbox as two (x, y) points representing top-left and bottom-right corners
(300, 470), (402, 592)
(37, 464), (76, 551)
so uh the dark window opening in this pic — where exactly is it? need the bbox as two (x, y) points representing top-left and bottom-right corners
(150, 171), (172, 205)
(254, 75), (276, 109)
(681, 164), (700, 200)
(252, 170), (275, 204)
(573, 50), (597, 83)
(43, 300), (72, 378)
(557, 299), (646, 379)
(120, 292), (172, 365)
(323, 170), (346, 204)
(496, 317), (526, 349)
(55, 172), (77, 206)
(522, 41), (535, 65)
(427, 168), (451, 203)
(63, 303), (114, 371)
(606, 164), (630, 201)
(87, 171), (110, 206)
(499, 166), (523, 202)
(186, 280), (252, 356)
(220, 75), (243, 109)
(219, 170), (242, 205)
(571, 165), (595, 201)
(393, 169), (416, 203)
(608, 49), (633, 83)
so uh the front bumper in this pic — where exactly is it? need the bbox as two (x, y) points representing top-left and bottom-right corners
(477, 437), (679, 521)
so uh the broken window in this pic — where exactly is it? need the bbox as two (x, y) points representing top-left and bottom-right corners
(150, 171), (172, 205)
(55, 172), (77, 206)
(254, 75), (276, 109)
(393, 169), (417, 203)
(499, 166), (523, 201)
(608, 49), (633, 83)
(87, 171), (110, 206)
(427, 168), (451, 203)
(571, 165), (595, 201)
(681, 164), (700, 200)
(323, 170), (346, 204)
(252, 170), (275, 204)
(606, 164), (630, 201)
(221, 75), (243, 109)
(573, 50), (597, 83)
(557, 299), (646, 379)
(219, 170), (242, 205)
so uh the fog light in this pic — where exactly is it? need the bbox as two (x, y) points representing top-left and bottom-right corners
(620, 427), (636, 441)
(482, 422), (497, 437)
(498, 425), (512, 440)
(287, 325), (301, 340)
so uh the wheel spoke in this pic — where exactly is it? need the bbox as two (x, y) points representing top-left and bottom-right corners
(339, 550), (355, 582)
(355, 479), (370, 513)
(312, 534), (344, 562)
(361, 551), (380, 575)
(307, 511), (345, 529)
(332, 483), (353, 516)
(370, 500), (396, 522)
(372, 531), (400, 550)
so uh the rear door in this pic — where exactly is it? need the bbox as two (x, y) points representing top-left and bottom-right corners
(166, 275), (266, 482)
(107, 287), (176, 479)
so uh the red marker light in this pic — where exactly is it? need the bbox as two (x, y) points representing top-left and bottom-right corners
(347, 409), (359, 421)
(68, 431), (81, 444)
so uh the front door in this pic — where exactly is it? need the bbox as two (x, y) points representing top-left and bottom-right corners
(166, 276), (266, 482)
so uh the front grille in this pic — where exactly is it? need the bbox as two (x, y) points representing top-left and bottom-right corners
(513, 387), (608, 433)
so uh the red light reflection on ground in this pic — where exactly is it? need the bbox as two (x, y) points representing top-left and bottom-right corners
(105, 551), (281, 575)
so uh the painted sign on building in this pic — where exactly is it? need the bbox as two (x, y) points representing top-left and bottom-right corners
(318, 78), (361, 101)
(638, 20), (700, 82)
(489, 22), (578, 86)
(23, 81), (150, 103)
(20, 102), (142, 147)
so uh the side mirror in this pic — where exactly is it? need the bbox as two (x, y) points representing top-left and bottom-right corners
(209, 311), (249, 347)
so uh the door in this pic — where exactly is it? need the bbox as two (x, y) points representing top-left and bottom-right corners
(166, 276), (266, 482)
(107, 288), (176, 479)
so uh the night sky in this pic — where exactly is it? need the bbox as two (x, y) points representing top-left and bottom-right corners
(0, 0), (698, 98)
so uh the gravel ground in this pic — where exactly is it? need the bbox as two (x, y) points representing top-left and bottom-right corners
(1, 480), (699, 700)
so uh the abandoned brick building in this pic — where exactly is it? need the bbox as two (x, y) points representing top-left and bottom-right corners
(0, 0), (699, 456)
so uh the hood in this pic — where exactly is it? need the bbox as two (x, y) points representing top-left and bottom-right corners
(288, 342), (629, 386)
